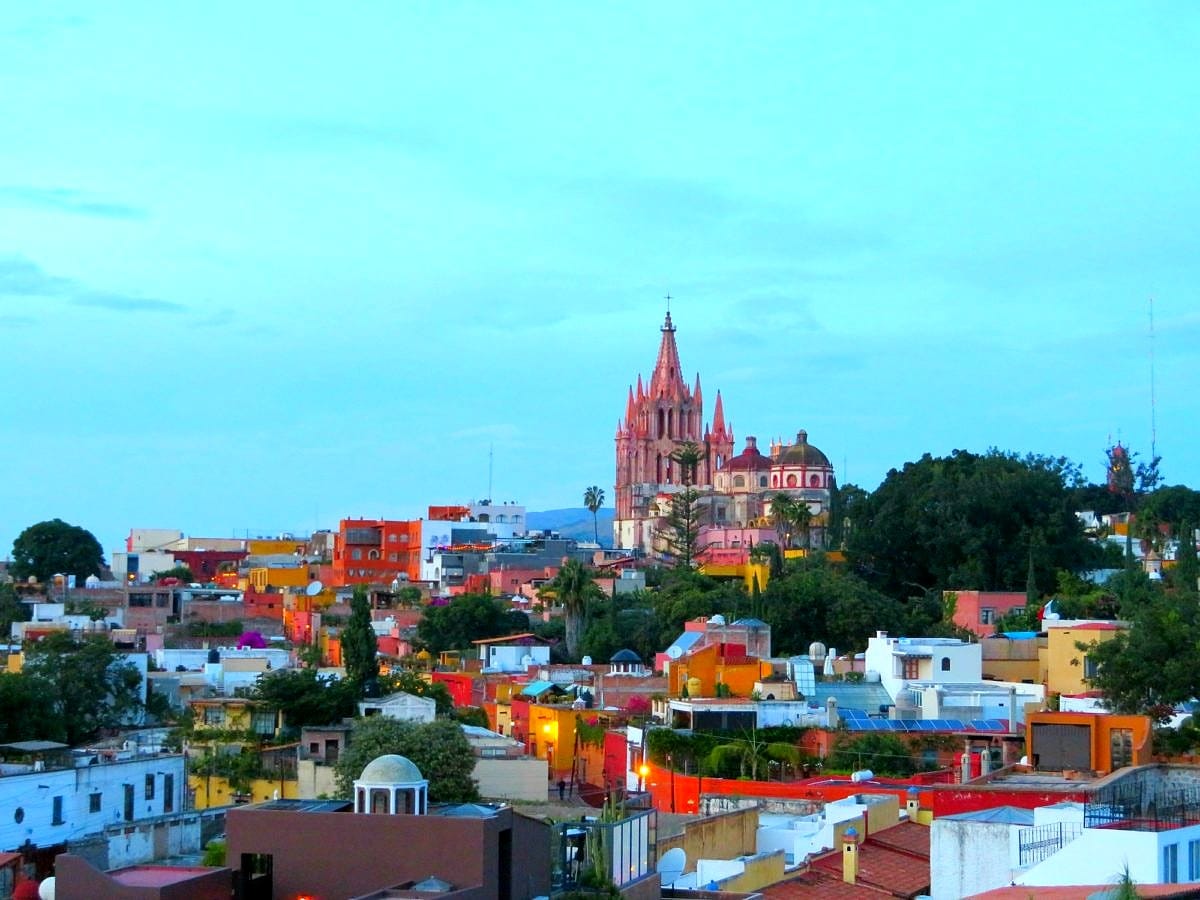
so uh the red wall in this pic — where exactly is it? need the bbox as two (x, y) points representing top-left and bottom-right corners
(928, 785), (1089, 817)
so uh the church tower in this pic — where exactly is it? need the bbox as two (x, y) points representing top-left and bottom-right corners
(614, 311), (734, 553)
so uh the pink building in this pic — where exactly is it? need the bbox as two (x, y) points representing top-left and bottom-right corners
(950, 590), (1028, 637)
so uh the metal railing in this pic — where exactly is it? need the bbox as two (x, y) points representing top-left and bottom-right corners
(1017, 821), (1083, 868)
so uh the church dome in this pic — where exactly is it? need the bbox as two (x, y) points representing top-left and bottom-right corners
(610, 648), (642, 664)
(722, 436), (771, 471)
(778, 430), (831, 468)
(359, 754), (424, 785)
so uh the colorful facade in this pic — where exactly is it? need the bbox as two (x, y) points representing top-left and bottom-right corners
(331, 518), (423, 586)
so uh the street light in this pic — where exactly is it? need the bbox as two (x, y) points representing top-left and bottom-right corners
(638, 763), (649, 792)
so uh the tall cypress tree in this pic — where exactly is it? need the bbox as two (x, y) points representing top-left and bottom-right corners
(342, 584), (379, 697)
(1174, 521), (1199, 597)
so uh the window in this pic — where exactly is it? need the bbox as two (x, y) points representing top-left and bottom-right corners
(1188, 839), (1200, 880)
(367, 549), (380, 561)
(145, 774), (155, 801)
(1084, 655), (1100, 679)
(1165, 842), (1179, 883)
(124, 784), (135, 821)
(203, 706), (223, 726)
(759, 476), (768, 488)
(388, 552), (398, 562)
(388, 533), (398, 543)
(252, 710), (278, 736)
(903, 657), (921, 679)
(941, 657), (951, 672)
(89, 792), (102, 813)
(52, 796), (63, 826)
(810, 474), (820, 487)
(733, 475), (745, 488)
(786, 474), (798, 487)
(351, 549), (362, 560)
(163, 774), (174, 813)
(980, 608), (995, 625)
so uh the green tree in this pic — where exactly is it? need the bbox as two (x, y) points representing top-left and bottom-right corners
(1083, 589), (1198, 720)
(333, 716), (478, 802)
(760, 554), (902, 655)
(848, 450), (1095, 597)
(547, 559), (603, 661)
(828, 732), (918, 777)
(1173, 520), (1198, 596)
(417, 593), (526, 655)
(10, 519), (105, 584)
(0, 583), (30, 638)
(341, 585), (379, 697)
(22, 632), (144, 745)
(0, 672), (57, 743)
(828, 483), (869, 550)
(653, 442), (706, 567)
(252, 668), (357, 732)
(584, 485), (606, 545)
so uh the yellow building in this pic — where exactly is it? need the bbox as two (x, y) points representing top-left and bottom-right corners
(247, 538), (309, 556)
(190, 773), (300, 809)
(246, 565), (317, 592)
(981, 634), (1045, 684)
(189, 697), (281, 739)
(1045, 621), (1127, 697)
(528, 703), (581, 781)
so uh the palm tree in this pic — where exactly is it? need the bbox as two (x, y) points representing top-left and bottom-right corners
(549, 558), (601, 660)
(769, 493), (796, 548)
(583, 485), (606, 545)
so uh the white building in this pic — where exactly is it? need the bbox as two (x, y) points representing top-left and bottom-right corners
(931, 766), (1200, 897)
(864, 631), (1041, 725)
(0, 744), (187, 856)
(358, 691), (437, 724)
(474, 635), (551, 673)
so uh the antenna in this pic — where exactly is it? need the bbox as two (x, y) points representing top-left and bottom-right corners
(1149, 296), (1157, 460)
(488, 443), (494, 503)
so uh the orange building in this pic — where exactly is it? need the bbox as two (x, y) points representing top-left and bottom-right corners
(331, 518), (423, 586)
(1026, 710), (1153, 773)
(666, 641), (771, 699)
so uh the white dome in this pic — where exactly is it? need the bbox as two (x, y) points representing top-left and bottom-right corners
(358, 754), (424, 785)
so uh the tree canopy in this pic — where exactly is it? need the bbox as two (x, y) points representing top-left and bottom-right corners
(417, 593), (528, 654)
(546, 559), (603, 660)
(333, 716), (478, 802)
(20, 632), (144, 745)
(847, 450), (1096, 597)
(10, 519), (105, 583)
(583, 485), (606, 545)
(341, 584), (379, 696)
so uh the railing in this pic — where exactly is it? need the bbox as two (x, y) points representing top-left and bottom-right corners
(1085, 780), (1200, 831)
(552, 808), (656, 893)
(1017, 821), (1083, 868)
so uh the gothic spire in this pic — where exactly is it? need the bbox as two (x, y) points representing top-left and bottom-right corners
(712, 390), (727, 435)
(648, 310), (686, 398)
(693, 373), (703, 407)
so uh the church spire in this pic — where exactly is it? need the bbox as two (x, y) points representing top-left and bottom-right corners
(648, 310), (686, 398)
(693, 373), (703, 408)
(712, 390), (727, 434)
(625, 386), (635, 423)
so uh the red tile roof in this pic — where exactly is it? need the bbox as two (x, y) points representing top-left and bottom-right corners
(763, 822), (931, 899)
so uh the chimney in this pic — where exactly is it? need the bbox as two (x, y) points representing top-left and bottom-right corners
(826, 696), (839, 729)
(842, 826), (860, 884)
(906, 788), (921, 821)
(1008, 686), (1018, 734)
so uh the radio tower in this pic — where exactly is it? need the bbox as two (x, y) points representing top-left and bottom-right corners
(1149, 297), (1157, 461)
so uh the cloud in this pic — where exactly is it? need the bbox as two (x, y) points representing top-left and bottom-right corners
(0, 314), (35, 328)
(0, 254), (184, 313)
(0, 186), (145, 219)
(195, 307), (236, 327)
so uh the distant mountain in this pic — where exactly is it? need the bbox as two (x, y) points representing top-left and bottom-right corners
(527, 508), (615, 547)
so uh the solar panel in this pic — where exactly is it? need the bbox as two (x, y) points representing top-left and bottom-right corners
(969, 719), (991, 731)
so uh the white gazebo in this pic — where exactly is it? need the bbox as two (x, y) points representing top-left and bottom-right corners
(353, 753), (429, 816)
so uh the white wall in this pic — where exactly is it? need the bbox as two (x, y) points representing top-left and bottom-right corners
(0, 755), (186, 853)
(485, 644), (550, 673)
(474, 757), (547, 802)
(1017, 827), (1160, 886)
(931, 819), (1015, 899)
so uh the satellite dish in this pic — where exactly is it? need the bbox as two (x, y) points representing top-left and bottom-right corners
(306, 580), (324, 596)
(656, 847), (687, 887)
(666, 645), (684, 660)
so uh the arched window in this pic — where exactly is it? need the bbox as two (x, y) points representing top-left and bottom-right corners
(772, 475), (779, 487)
(786, 474), (798, 487)
(658, 409), (665, 438)
(667, 409), (674, 438)
(810, 474), (821, 487)
(733, 475), (745, 488)
(367, 549), (381, 561)
(656, 453), (663, 483)
(941, 657), (951, 672)
(759, 476), (768, 488)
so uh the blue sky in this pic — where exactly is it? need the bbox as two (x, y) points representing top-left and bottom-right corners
(1, 3), (1197, 557)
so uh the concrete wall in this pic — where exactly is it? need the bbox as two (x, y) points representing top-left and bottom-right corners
(719, 850), (787, 892)
(658, 807), (759, 863)
(474, 757), (547, 802)
(296, 760), (338, 799)
(930, 819), (1014, 900)
(106, 815), (205, 868)
(1017, 827), (1159, 886)
(55, 854), (230, 900)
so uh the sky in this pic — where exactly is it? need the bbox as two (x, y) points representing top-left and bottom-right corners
(1, 3), (1198, 557)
